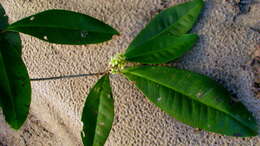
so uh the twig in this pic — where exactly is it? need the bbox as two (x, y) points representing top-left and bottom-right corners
(30, 72), (105, 81)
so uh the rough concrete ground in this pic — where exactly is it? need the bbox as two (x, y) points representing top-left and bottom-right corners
(0, 0), (260, 145)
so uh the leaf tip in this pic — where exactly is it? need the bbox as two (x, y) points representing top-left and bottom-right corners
(0, 3), (5, 16)
(9, 121), (23, 130)
(111, 28), (120, 36)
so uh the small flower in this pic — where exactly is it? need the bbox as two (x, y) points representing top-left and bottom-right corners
(109, 53), (126, 74)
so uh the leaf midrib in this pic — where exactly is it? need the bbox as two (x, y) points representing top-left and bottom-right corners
(126, 40), (185, 59)
(93, 77), (107, 145)
(127, 1), (201, 52)
(7, 25), (115, 34)
(124, 70), (255, 133)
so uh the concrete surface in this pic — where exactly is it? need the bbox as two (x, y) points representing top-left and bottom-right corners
(0, 0), (260, 145)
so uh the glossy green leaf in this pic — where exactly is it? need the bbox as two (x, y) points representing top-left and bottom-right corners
(125, 34), (198, 64)
(7, 9), (119, 45)
(0, 4), (21, 55)
(0, 31), (31, 129)
(81, 74), (114, 146)
(123, 66), (258, 137)
(127, 0), (204, 52)
(0, 4), (8, 30)
(0, 3), (4, 16)
(2, 31), (22, 56)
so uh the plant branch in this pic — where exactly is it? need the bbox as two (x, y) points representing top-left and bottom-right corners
(30, 72), (106, 81)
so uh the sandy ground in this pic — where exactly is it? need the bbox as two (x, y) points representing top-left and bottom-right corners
(0, 0), (260, 145)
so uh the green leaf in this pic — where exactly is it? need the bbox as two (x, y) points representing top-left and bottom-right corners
(0, 4), (8, 30)
(123, 66), (258, 137)
(0, 3), (5, 17)
(81, 74), (114, 146)
(127, 0), (204, 52)
(0, 31), (31, 129)
(7, 9), (119, 45)
(2, 32), (22, 56)
(125, 34), (198, 64)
